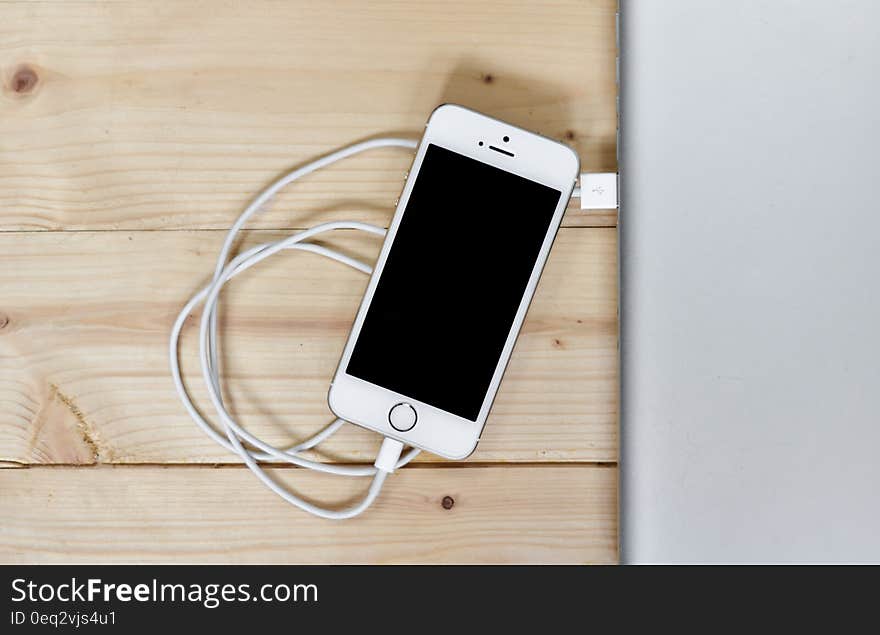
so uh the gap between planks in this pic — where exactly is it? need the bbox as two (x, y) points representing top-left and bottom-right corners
(0, 461), (619, 470)
(0, 211), (617, 233)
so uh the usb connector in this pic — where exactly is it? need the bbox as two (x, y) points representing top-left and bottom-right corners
(572, 172), (618, 210)
(374, 437), (406, 474)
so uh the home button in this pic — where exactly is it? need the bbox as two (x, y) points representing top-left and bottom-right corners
(388, 403), (417, 432)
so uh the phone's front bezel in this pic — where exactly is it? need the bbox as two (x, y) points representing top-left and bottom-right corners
(328, 104), (579, 459)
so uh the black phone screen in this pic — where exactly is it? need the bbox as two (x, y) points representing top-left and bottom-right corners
(346, 143), (561, 421)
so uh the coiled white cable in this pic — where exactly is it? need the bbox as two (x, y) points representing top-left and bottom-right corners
(169, 137), (421, 520)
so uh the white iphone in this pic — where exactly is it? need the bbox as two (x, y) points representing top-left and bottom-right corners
(328, 104), (579, 459)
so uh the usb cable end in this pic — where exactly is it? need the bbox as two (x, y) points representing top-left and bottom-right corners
(573, 172), (619, 210)
(374, 437), (405, 474)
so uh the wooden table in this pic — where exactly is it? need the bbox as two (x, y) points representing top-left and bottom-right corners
(0, 1), (618, 563)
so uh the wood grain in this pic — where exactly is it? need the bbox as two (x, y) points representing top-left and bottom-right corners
(0, 228), (618, 465)
(0, 0), (619, 564)
(0, 0), (618, 231)
(0, 465), (617, 564)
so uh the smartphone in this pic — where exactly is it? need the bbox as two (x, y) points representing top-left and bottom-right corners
(328, 104), (579, 459)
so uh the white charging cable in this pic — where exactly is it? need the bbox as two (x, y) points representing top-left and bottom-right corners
(170, 135), (595, 520)
(169, 138), (421, 520)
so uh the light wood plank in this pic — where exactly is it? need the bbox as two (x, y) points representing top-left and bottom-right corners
(0, 228), (618, 465)
(0, 465), (617, 564)
(0, 0), (618, 231)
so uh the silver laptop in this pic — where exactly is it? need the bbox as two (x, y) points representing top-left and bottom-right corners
(619, 0), (880, 563)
